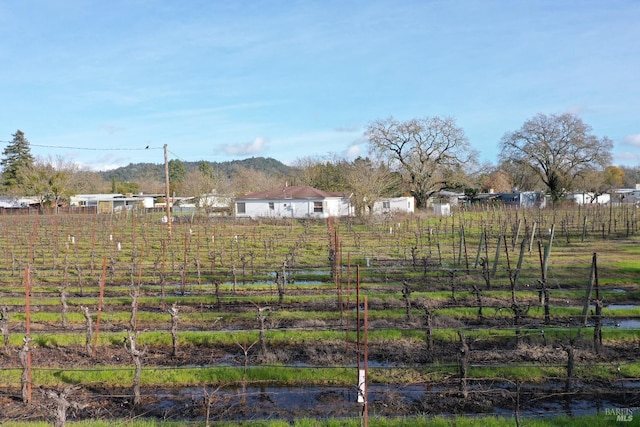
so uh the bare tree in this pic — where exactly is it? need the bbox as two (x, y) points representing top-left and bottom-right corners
(620, 165), (640, 188)
(130, 282), (140, 331)
(458, 331), (469, 399)
(234, 336), (258, 406)
(0, 306), (9, 353)
(168, 303), (179, 357)
(564, 344), (575, 393)
(234, 334), (259, 403)
(70, 169), (109, 194)
(476, 166), (514, 193)
(471, 283), (483, 320)
(573, 165), (625, 201)
(179, 169), (217, 200)
(18, 155), (80, 212)
(511, 303), (530, 346)
(401, 280), (412, 321)
(423, 305), (434, 355)
(202, 385), (223, 426)
(499, 113), (613, 202)
(253, 304), (270, 358)
(42, 386), (86, 427)
(75, 262), (85, 296)
(449, 270), (457, 303)
(123, 330), (146, 405)
(60, 286), (69, 329)
(276, 261), (287, 305)
(134, 175), (165, 194)
(80, 306), (93, 356)
(593, 299), (603, 355)
(479, 257), (491, 290)
(229, 166), (283, 195)
(366, 116), (476, 208)
(499, 158), (544, 192)
(345, 157), (398, 217)
(19, 336), (33, 403)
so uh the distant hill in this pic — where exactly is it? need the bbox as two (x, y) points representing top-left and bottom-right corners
(101, 157), (294, 182)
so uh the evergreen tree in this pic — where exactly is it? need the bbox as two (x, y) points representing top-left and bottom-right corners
(168, 159), (187, 194)
(1, 130), (35, 193)
(169, 159), (187, 182)
(198, 160), (215, 179)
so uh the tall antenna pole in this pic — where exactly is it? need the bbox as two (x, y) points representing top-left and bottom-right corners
(164, 144), (172, 236)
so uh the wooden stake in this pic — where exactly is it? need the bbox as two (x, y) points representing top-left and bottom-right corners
(345, 253), (351, 353)
(582, 253), (598, 326)
(92, 258), (107, 357)
(24, 267), (32, 402)
(363, 295), (369, 427)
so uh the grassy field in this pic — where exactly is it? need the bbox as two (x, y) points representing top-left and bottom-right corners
(0, 205), (638, 424)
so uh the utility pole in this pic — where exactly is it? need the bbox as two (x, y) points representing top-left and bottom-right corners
(24, 267), (32, 403)
(164, 144), (172, 236)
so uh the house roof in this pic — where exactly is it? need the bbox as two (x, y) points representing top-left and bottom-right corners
(0, 196), (38, 208)
(239, 185), (350, 200)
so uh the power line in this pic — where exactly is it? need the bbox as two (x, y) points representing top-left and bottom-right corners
(0, 140), (199, 164)
(0, 140), (163, 151)
(30, 144), (163, 151)
(168, 149), (188, 162)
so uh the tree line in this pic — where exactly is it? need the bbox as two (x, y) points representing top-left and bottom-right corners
(2, 113), (639, 214)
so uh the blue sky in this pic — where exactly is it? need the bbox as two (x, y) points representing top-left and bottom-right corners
(1, 0), (639, 171)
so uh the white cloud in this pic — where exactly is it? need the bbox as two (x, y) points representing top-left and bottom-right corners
(565, 105), (586, 115)
(623, 134), (640, 147)
(613, 150), (639, 167)
(219, 137), (267, 156)
(344, 144), (362, 159)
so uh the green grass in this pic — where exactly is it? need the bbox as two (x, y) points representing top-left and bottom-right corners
(0, 365), (356, 387)
(469, 365), (564, 382)
(3, 361), (640, 389)
(6, 322), (640, 349)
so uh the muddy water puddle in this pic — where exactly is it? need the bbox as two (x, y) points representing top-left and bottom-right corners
(146, 381), (640, 422)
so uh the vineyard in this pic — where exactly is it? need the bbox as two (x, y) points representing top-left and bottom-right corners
(0, 205), (639, 425)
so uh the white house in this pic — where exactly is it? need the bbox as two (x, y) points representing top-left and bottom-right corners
(369, 197), (415, 215)
(567, 192), (611, 205)
(70, 194), (154, 213)
(235, 185), (353, 219)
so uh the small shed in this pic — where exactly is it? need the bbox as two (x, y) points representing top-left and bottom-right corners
(370, 197), (415, 216)
(432, 203), (451, 216)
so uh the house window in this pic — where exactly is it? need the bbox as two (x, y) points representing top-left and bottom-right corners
(236, 202), (246, 214)
(383, 201), (390, 209)
(313, 201), (323, 213)
(268, 202), (274, 210)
